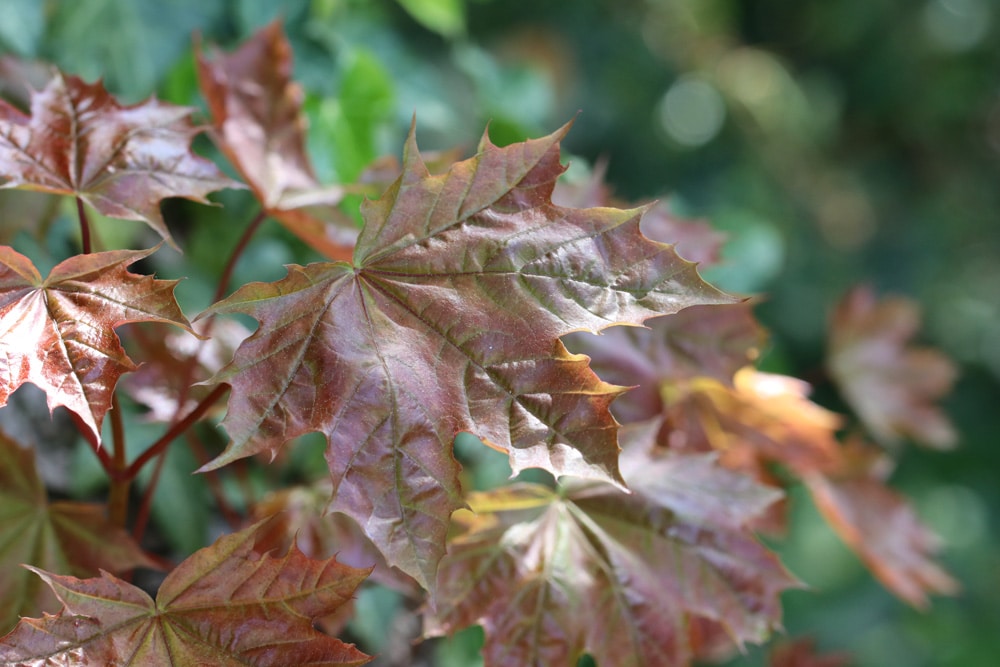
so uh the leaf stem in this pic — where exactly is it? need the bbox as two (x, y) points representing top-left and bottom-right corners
(108, 393), (131, 527)
(125, 384), (229, 479)
(214, 209), (267, 304)
(131, 449), (167, 545)
(68, 411), (116, 477)
(76, 197), (92, 254)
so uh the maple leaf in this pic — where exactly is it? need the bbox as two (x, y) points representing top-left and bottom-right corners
(827, 285), (957, 449)
(657, 368), (843, 478)
(0, 430), (156, 634)
(564, 301), (765, 424)
(0, 245), (194, 442)
(770, 638), (852, 667)
(0, 520), (371, 666)
(804, 469), (958, 608)
(426, 418), (799, 667)
(197, 20), (359, 261)
(199, 123), (733, 587)
(0, 71), (241, 246)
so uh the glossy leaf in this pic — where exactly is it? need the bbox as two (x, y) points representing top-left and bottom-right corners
(828, 285), (957, 449)
(200, 123), (733, 587)
(0, 246), (194, 442)
(0, 430), (155, 634)
(0, 520), (371, 666)
(426, 419), (798, 666)
(0, 72), (240, 246)
(197, 21), (358, 261)
(564, 302), (765, 424)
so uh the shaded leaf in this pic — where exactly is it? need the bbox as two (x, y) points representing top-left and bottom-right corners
(197, 20), (359, 261)
(827, 285), (957, 449)
(0, 72), (241, 247)
(0, 430), (155, 634)
(0, 246), (194, 442)
(805, 469), (958, 608)
(564, 301), (765, 424)
(200, 123), (733, 587)
(770, 638), (852, 667)
(0, 520), (371, 666)
(426, 418), (798, 667)
(120, 318), (251, 423)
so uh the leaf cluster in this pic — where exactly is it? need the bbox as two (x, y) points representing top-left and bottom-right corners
(0, 21), (959, 667)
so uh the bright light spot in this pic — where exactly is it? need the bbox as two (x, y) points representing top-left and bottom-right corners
(923, 0), (992, 51)
(658, 77), (726, 147)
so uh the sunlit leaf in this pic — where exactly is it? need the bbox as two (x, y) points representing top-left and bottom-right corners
(0, 72), (241, 246)
(426, 419), (798, 666)
(0, 246), (194, 442)
(200, 122), (733, 587)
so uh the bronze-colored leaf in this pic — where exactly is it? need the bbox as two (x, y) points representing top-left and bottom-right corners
(199, 122), (733, 588)
(0, 520), (371, 666)
(0, 246), (194, 442)
(426, 419), (798, 666)
(197, 20), (359, 261)
(827, 285), (957, 449)
(0, 72), (242, 246)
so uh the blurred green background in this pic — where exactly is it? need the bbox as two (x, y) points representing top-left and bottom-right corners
(1, 0), (998, 665)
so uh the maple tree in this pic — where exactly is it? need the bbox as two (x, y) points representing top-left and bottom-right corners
(0, 20), (961, 667)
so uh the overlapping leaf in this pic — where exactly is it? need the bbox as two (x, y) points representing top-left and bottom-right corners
(200, 123), (732, 587)
(0, 246), (194, 442)
(0, 430), (155, 634)
(197, 20), (358, 261)
(426, 419), (798, 667)
(0, 520), (371, 666)
(827, 285), (957, 449)
(0, 72), (241, 245)
(564, 302), (765, 424)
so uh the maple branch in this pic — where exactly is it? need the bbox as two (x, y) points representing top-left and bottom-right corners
(75, 197), (92, 254)
(132, 448), (167, 545)
(215, 208), (267, 304)
(108, 393), (131, 527)
(125, 384), (229, 479)
(186, 430), (243, 529)
(68, 410), (117, 478)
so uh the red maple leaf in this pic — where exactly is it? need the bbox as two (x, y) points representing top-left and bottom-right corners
(0, 72), (242, 246)
(0, 246), (194, 442)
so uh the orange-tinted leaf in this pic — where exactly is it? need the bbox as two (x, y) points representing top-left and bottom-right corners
(0, 246), (194, 442)
(200, 123), (733, 587)
(0, 520), (371, 666)
(828, 285), (957, 449)
(0, 72), (241, 246)
(805, 471), (958, 608)
(770, 638), (852, 667)
(427, 419), (798, 666)
(0, 430), (155, 633)
(564, 302), (765, 424)
(197, 20), (358, 261)
(660, 368), (842, 477)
